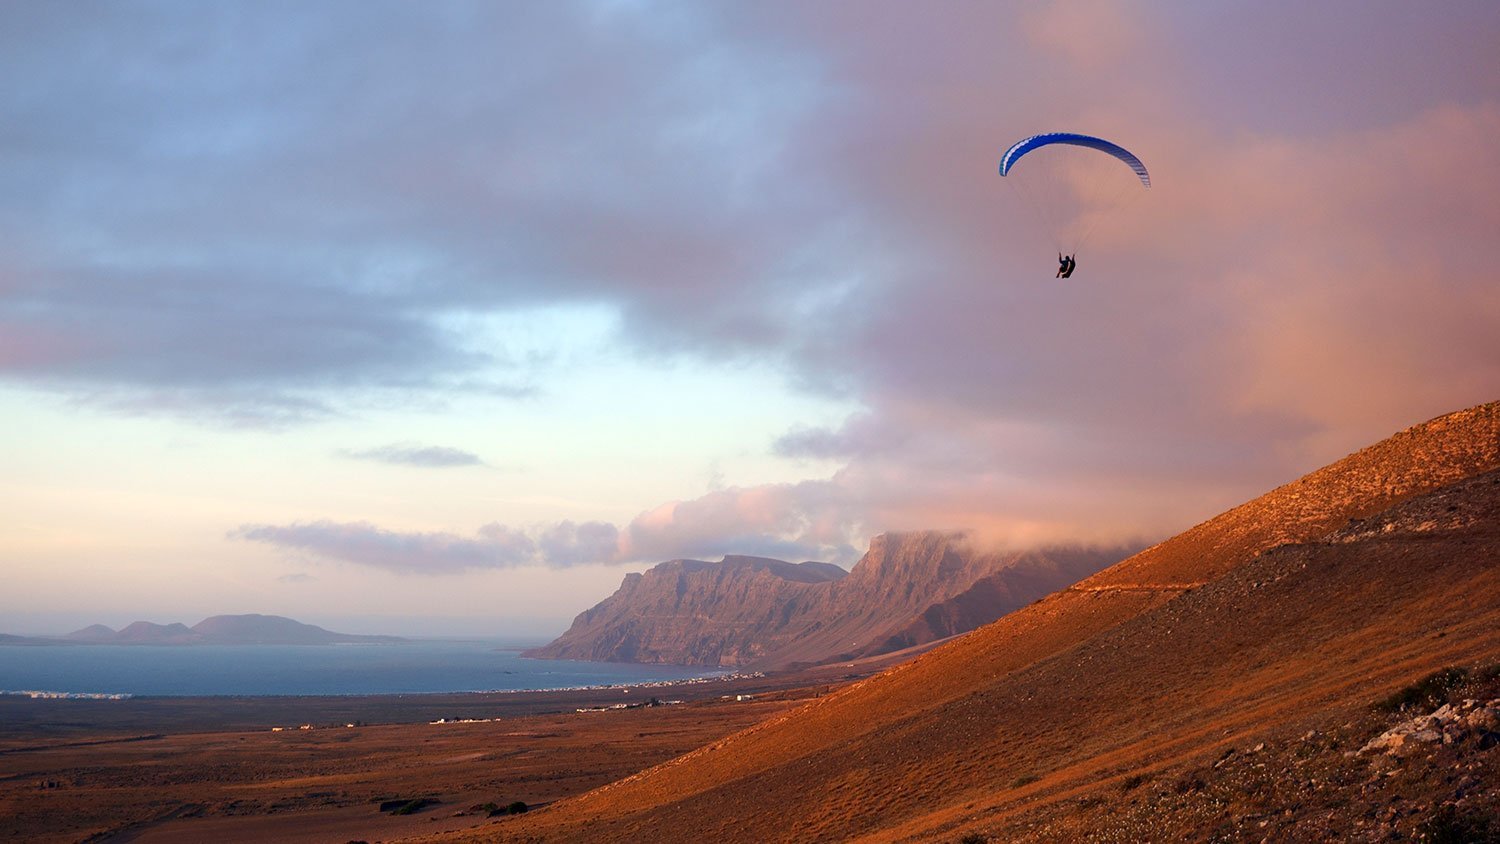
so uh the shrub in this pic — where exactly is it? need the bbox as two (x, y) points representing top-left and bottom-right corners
(1376, 667), (1469, 713)
(1120, 773), (1148, 791)
(385, 797), (437, 816)
(959, 834), (989, 844)
(506, 801), (529, 815)
(1415, 803), (1498, 844)
(1172, 774), (1206, 794)
(1008, 774), (1039, 789)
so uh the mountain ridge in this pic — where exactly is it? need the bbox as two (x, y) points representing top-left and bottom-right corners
(526, 538), (1134, 669)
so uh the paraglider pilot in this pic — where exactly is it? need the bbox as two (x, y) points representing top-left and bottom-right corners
(1057, 253), (1076, 278)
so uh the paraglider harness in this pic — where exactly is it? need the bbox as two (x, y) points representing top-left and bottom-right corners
(1057, 253), (1076, 278)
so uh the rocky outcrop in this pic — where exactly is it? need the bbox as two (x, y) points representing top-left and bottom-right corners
(526, 538), (1133, 668)
(1360, 698), (1500, 756)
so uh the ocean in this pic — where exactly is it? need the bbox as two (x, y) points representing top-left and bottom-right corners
(0, 640), (718, 697)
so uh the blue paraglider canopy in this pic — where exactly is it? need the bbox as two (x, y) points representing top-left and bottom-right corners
(1000, 132), (1150, 188)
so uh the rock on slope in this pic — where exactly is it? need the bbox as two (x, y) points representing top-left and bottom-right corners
(525, 541), (1131, 669)
(462, 400), (1500, 843)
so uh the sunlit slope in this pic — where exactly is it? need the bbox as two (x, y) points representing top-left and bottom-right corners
(1084, 401), (1500, 588)
(452, 401), (1499, 843)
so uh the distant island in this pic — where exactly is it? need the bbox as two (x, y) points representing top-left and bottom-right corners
(1, 614), (403, 646)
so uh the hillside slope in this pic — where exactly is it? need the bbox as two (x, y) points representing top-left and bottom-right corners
(457, 400), (1500, 843)
(526, 540), (1130, 669)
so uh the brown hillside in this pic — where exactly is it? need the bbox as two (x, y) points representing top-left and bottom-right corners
(1084, 401), (1500, 588)
(445, 400), (1500, 843)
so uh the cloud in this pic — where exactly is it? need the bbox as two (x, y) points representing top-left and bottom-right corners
(535, 521), (621, 568)
(0, 2), (844, 424)
(232, 483), (869, 575)
(12, 3), (1500, 563)
(340, 443), (485, 468)
(234, 521), (535, 574)
(276, 572), (316, 584)
(724, 4), (1500, 546)
(614, 480), (864, 564)
(233, 518), (624, 574)
(773, 414), (900, 461)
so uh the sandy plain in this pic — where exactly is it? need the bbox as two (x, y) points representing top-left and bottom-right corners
(0, 654), (914, 843)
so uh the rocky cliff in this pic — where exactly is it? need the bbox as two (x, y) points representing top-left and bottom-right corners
(523, 556), (846, 666)
(525, 538), (1131, 668)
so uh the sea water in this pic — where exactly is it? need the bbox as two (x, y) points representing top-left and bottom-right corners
(0, 640), (717, 697)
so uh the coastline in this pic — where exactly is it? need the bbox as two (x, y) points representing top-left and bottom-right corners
(0, 642), (927, 743)
(0, 679), (825, 844)
(0, 638), (931, 842)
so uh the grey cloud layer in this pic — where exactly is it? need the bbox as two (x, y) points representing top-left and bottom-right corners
(0, 2), (849, 420)
(11, 2), (1500, 557)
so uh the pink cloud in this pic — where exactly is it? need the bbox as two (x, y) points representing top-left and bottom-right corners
(619, 480), (863, 564)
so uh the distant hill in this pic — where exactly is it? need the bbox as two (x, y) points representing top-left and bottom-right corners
(62, 624), (118, 642)
(191, 614), (402, 644)
(56, 614), (402, 645)
(525, 542), (1134, 669)
(114, 621), (195, 644)
(477, 400), (1500, 843)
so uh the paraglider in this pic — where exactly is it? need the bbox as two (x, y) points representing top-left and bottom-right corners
(999, 132), (1149, 277)
(1000, 132), (1150, 187)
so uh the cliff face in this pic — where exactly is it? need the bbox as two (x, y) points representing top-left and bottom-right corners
(524, 556), (848, 666)
(525, 539), (1133, 668)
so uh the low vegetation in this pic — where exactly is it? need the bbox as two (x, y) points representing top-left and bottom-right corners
(1377, 668), (1471, 713)
(473, 800), (529, 817)
(1377, 663), (1500, 714)
(1415, 802), (1499, 844)
(379, 797), (438, 815)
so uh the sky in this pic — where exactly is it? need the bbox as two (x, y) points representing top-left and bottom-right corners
(2, 1), (1497, 637)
